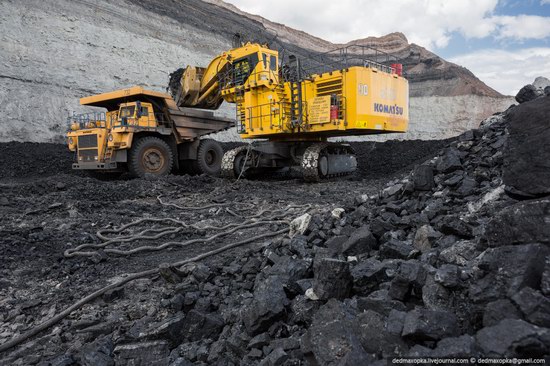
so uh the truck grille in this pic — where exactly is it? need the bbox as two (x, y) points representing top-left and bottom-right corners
(78, 134), (98, 148)
(79, 149), (98, 161)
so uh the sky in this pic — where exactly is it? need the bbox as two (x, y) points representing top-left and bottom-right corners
(224, 0), (550, 96)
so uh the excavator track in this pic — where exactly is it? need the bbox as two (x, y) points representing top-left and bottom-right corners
(301, 143), (357, 182)
(221, 145), (249, 179)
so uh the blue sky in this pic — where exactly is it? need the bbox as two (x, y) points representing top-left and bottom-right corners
(440, 0), (550, 57)
(225, 0), (550, 95)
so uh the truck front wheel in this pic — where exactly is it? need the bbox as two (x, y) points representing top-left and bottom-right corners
(194, 139), (223, 176)
(129, 136), (174, 177)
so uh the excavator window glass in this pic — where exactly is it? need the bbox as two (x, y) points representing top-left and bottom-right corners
(120, 106), (135, 118)
(270, 55), (277, 71)
(262, 54), (268, 69)
(140, 106), (149, 116)
(233, 53), (259, 86)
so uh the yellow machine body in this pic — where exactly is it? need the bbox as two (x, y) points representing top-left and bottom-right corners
(233, 66), (408, 139)
(176, 43), (408, 141)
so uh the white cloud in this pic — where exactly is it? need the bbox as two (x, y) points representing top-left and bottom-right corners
(542, 0), (550, 5)
(491, 15), (550, 40)
(225, 0), (550, 50)
(449, 48), (550, 95)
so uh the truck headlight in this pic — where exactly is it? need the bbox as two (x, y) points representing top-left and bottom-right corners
(68, 137), (74, 145)
(108, 134), (113, 141)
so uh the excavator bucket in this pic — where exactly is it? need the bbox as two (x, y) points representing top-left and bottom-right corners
(169, 66), (223, 110)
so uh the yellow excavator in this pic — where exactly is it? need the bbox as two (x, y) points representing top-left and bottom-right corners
(169, 41), (409, 181)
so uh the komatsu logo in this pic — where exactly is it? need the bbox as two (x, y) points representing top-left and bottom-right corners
(373, 103), (404, 115)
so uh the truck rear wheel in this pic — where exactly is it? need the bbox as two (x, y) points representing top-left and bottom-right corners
(194, 139), (223, 176)
(128, 136), (174, 177)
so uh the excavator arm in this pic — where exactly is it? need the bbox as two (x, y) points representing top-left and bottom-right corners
(170, 43), (278, 110)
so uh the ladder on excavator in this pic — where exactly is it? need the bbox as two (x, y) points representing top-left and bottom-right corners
(288, 55), (304, 129)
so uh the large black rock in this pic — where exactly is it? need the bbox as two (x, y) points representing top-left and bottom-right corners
(476, 319), (550, 357)
(515, 84), (543, 104)
(301, 299), (374, 365)
(511, 287), (550, 327)
(436, 148), (462, 173)
(503, 96), (550, 198)
(340, 225), (378, 255)
(312, 258), (352, 300)
(243, 276), (289, 336)
(357, 310), (408, 357)
(485, 199), (550, 247)
(469, 244), (550, 303)
(412, 165), (435, 191)
(402, 308), (460, 341)
(181, 310), (224, 341)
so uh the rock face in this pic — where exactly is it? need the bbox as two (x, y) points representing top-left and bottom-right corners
(503, 95), (550, 198)
(0, 0), (513, 143)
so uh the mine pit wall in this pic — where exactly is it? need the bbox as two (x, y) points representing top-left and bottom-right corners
(0, 0), (514, 143)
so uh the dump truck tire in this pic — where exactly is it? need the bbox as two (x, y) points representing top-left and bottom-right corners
(194, 139), (223, 176)
(128, 136), (174, 177)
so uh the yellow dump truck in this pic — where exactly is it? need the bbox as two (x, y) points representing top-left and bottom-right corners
(66, 87), (233, 177)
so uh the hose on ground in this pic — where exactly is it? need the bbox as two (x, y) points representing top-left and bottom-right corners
(64, 202), (306, 258)
(0, 228), (288, 354)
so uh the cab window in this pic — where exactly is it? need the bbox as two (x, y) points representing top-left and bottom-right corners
(270, 55), (277, 71)
(233, 53), (259, 85)
(120, 106), (135, 118)
(140, 106), (149, 116)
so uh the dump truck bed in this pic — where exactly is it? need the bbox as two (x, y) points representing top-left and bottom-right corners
(80, 86), (234, 141)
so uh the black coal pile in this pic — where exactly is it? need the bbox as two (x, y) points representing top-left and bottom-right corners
(89, 95), (547, 364)
(0, 142), (75, 179)
(2, 94), (549, 365)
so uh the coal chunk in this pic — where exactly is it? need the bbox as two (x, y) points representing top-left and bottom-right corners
(259, 347), (288, 366)
(379, 239), (413, 259)
(503, 96), (550, 198)
(515, 84), (543, 104)
(402, 308), (460, 341)
(181, 310), (224, 341)
(482, 299), (521, 327)
(78, 336), (114, 366)
(485, 199), (550, 247)
(244, 276), (289, 336)
(431, 335), (476, 358)
(511, 287), (550, 327)
(412, 165), (434, 191)
(357, 310), (408, 357)
(312, 258), (352, 300)
(470, 244), (550, 303)
(436, 148), (462, 173)
(438, 216), (473, 238)
(351, 258), (390, 296)
(340, 225), (378, 255)
(476, 319), (550, 357)
(114, 341), (170, 366)
(413, 225), (441, 253)
(357, 289), (406, 316)
(301, 299), (373, 365)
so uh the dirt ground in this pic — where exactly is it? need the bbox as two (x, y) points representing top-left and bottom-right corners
(0, 139), (450, 362)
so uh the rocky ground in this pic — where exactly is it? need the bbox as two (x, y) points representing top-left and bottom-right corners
(0, 87), (549, 366)
(0, 137), (450, 365)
